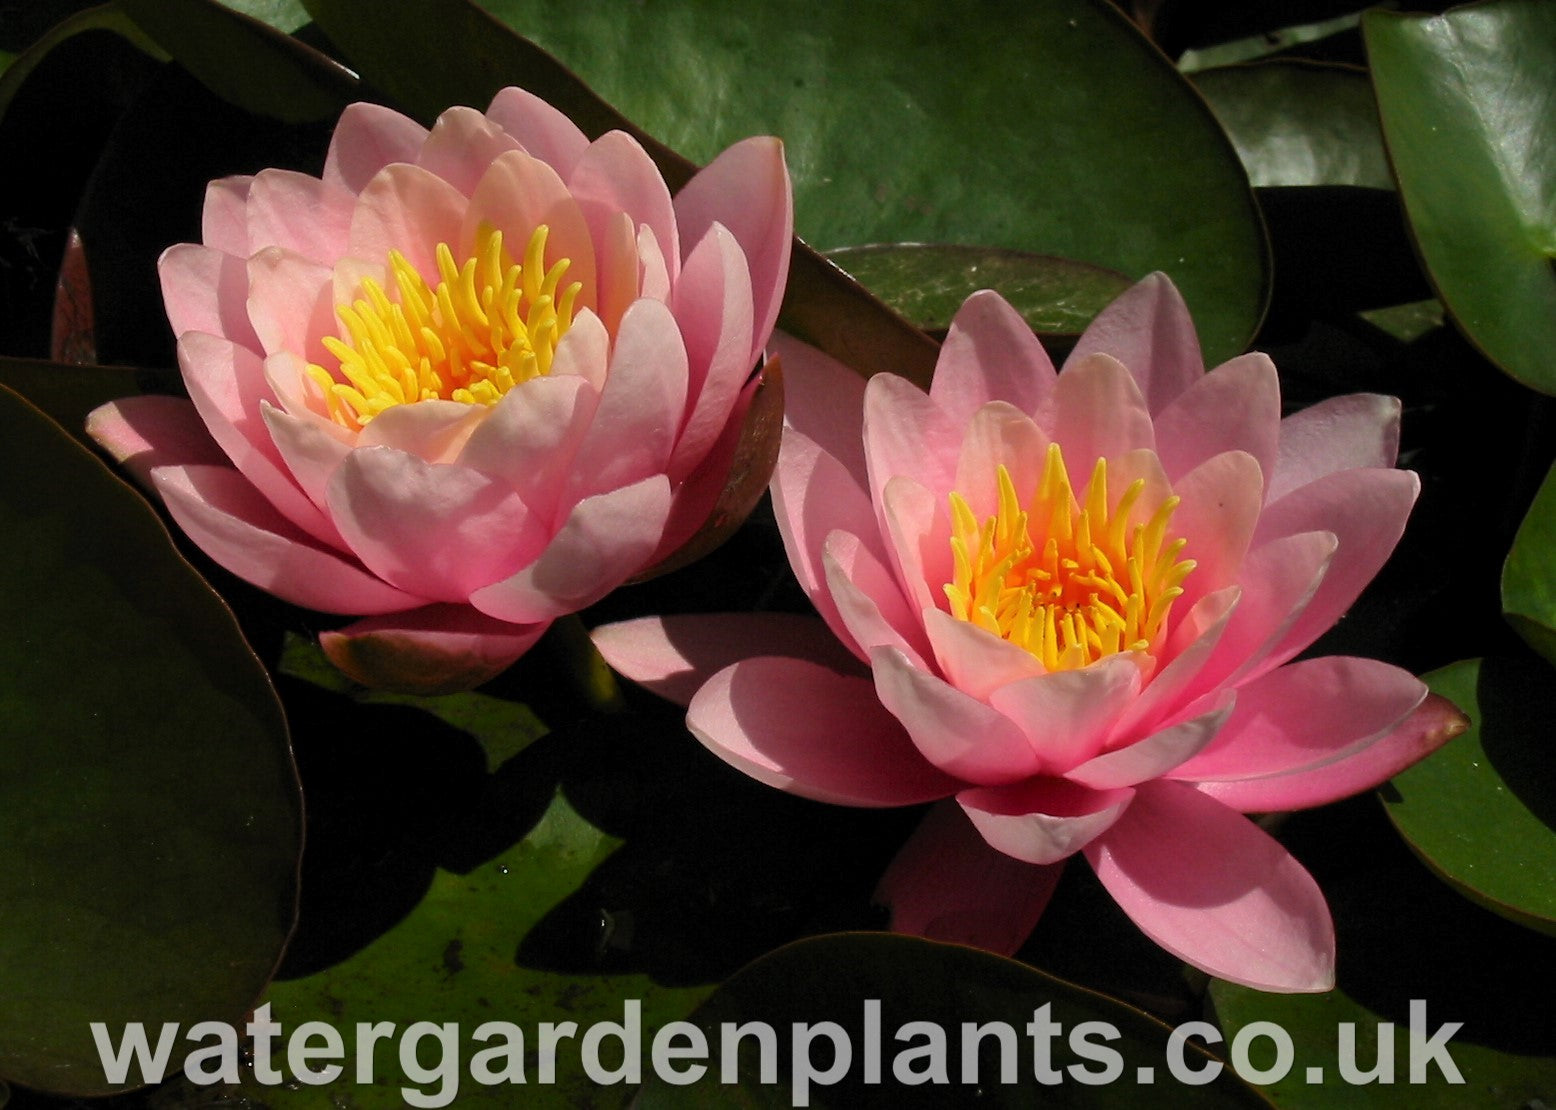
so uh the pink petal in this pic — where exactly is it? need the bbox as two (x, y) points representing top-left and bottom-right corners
(260, 401), (353, 514)
(245, 248), (336, 362)
(150, 463), (423, 614)
(457, 373), (598, 520)
(1068, 695), (1235, 790)
(1268, 393), (1401, 504)
(569, 129), (680, 286)
(588, 210), (639, 336)
(875, 801), (1062, 955)
(822, 530), (930, 664)
(1113, 585), (1239, 739)
(470, 474), (672, 623)
(921, 609), (1044, 701)
(1152, 352), (1280, 484)
(1046, 353), (1155, 467)
(1085, 779), (1335, 992)
(1066, 272), (1203, 414)
(951, 402), (1050, 522)
(667, 223), (756, 482)
(592, 612), (863, 708)
(417, 105), (523, 196)
(562, 298), (687, 505)
(930, 289), (1057, 426)
(958, 777), (1134, 865)
(86, 396), (228, 485)
(326, 447), (543, 601)
(1170, 450), (1264, 609)
(636, 223), (672, 304)
(349, 162), (468, 285)
(323, 101), (429, 194)
(1252, 467), (1420, 665)
(674, 136), (792, 359)
(1174, 656), (1427, 781)
(1196, 693), (1467, 812)
(688, 656), (958, 806)
(321, 605), (547, 694)
(485, 86), (589, 179)
(871, 646), (1043, 785)
(770, 330), (868, 480)
(463, 149), (597, 314)
(863, 373), (959, 508)
(880, 475), (953, 619)
(987, 654), (1144, 773)
(159, 244), (260, 350)
(202, 176), (253, 257)
(357, 399), (489, 463)
(245, 169), (354, 266)
(649, 370), (761, 563)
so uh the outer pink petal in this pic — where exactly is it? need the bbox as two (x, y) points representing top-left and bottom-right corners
(326, 448), (543, 601)
(667, 223), (756, 482)
(1066, 272), (1203, 414)
(875, 801), (1062, 955)
(150, 463), (423, 614)
(323, 101), (429, 194)
(958, 777), (1134, 865)
(1152, 352), (1281, 484)
(871, 646), (1043, 785)
(930, 290), (1057, 427)
(863, 373), (960, 508)
(416, 105), (523, 196)
(356, 399), (489, 463)
(651, 371), (759, 561)
(86, 396), (228, 484)
(592, 612), (864, 708)
(562, 298), (687, 505)
(245, 248), (336, 363)
(1252, 467), (1419, 666)
(1086, 780), (1334, 991)
(988, 655), (1143, 773)
(457, 373), (598, 519)
(1046, 353), (1155, 466)
(1170, 450), (1263, 609)
(321, 605), (548, 694)
(202, 176), (253, 257)
(485, 86), (589, 179)
(1268, 393), (1401, 504)
(1174, 656), (1427, 781)
(770, 330), (869, 480)
(922, 609), (1044, 701)
(569, 129), (680, 286)
(159, 244), (260, 350)
(688, 657), (959, 806)
(349, 163), (468, 285)
(1195, 693), (1467, 812)
(1068, 695), (1235, 790)
(822, 530), (930, 664)
(469, 474), (672, 623)
(462, 149), (597, 313)
(673, 136), (792, 360)
(245, 169), (354, 266)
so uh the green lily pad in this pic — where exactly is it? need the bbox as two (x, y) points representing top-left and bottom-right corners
(1211, 796), (1556, 1108)
(1501, 459), (1556, 665)
(1356, 299), (1445, 344)
(1383, 656), (1556, 936)
(638, 932), (1270, 1107)
(1178, 11), (1366, 71)
(1192, 61), (1392, 189)
(302, 0), (1267, 366)
(0, 5), (167, 123)
(1364, 0), (1556, 394)
(0, 383), (300, 1095)
(0, 356), (177, 447)
(825, 245), (1132, 336)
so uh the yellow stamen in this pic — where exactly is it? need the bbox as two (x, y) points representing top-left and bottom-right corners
(305, 223), (581, 430)
(944, 443), (1196, 672)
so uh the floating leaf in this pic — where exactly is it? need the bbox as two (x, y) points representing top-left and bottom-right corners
(0, 5), (167, 123)
(1365, 0), (1556, 393)
(1384, 656), (1556, 936)
(638, 932), (1270, 1107)
(0, 383), (300, 1095)
(1178, 11), (1366, 71)
(1501, 459), (1556, 665)
(826, 245), (1132, 336)
(0, 356), (174, 447)
(1192, 61), (1392, 189)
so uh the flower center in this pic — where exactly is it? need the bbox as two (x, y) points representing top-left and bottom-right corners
(944, 442), (1195, 672)
(306, 223), (581, 430)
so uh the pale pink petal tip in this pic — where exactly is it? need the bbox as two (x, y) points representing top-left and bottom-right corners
(320, 606), (548, 694)
(85, 396), (227, 486)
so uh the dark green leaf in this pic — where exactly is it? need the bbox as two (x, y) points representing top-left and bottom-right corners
(1365, 0), (1556, 393)
(1178, 11), (1366, 71)
(1192, 61), (1392, 189)
(0, 383), (300, 1095)
(0, 5), (167, 125)
(0, 357), (178, 446)
(1384, 656), (1556, 936)
(1502, 459), (1556, 665)
(826, 246), (1132, 337)
(638, 933), (1271, 1107)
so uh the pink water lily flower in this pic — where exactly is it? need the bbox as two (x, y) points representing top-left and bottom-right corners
(594, 276), (1467, 992)
(87, 89), (791, 692)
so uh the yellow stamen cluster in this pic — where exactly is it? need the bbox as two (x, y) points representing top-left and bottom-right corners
(306, 222), (581, 430)
(945, 443), (1195, 672)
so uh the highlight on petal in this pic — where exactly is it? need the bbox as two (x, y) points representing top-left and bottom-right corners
(959, 777), (1134, 865)
(86, 396), (228, 486)
(688, 657), (959, 807)
(1085, 780), (1335, 992)
(1268, 392), (1401, 504)
(321, 605), (548, 695)
(987, 655), (1143, 773)
(876, 801), (1062, 955)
